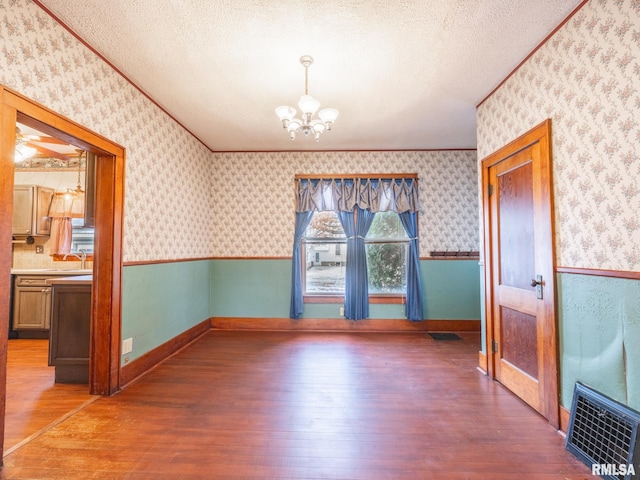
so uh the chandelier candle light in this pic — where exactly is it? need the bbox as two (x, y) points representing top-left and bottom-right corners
(275, 55), (339, 141)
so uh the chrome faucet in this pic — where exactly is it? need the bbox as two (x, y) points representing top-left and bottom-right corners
(62, 250), (87, 269)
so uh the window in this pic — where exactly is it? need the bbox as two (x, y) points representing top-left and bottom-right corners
(290, 175), (423, 321)
(303, 210), (408, 297)
(71, 218), (95, 254)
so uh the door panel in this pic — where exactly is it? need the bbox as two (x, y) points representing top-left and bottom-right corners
(482, 119), (558, 427)
(501, 306), (538, 379)
(498, 161), (535, 290)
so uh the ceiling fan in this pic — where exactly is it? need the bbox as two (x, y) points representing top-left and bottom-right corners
(15, 126), (75, 162)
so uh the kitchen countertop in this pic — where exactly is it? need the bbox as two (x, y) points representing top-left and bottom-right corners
(11, 268), (93, 275)
(47, 275), (93, 285)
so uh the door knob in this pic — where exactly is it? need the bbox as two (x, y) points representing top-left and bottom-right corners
(531, 275), (543, 299)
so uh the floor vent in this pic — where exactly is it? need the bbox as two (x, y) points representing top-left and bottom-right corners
(566, 382), (640, 479)
(427, 332), (461, 341)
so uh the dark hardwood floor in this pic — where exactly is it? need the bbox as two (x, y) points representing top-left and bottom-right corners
(1, 331), (591, 479)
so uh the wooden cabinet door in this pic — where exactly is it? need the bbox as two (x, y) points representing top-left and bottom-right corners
(35, 186), (53, 235)
(13, 286), (50, 329)
(11, 185), (53, 236)
(12, 185), (33, 235)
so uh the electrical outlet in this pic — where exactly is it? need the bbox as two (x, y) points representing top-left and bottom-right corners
(35, 245), (43, 254)
(340, 306), (344, 316)
(122, 337), (133, 355)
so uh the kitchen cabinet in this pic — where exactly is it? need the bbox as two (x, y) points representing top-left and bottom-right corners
(12, 275), (52, 331)
(48, 276), (92, 384)
(12, 185), (54, 236)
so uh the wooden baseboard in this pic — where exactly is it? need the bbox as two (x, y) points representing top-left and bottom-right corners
(478, 351), (487, 374)
(559, 405), (571, 433)
(120, 319), (211, 388)
(211, 317), (480, 332)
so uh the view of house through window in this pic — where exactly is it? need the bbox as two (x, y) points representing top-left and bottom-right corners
(303, 211), (347, 294)
(303, 211), (408, 296)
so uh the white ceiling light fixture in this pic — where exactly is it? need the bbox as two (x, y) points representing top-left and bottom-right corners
(275, 55), (339, 141)
(14, 127), (37, 163)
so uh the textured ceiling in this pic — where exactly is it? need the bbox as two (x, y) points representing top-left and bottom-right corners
(36, 0), (583, 152)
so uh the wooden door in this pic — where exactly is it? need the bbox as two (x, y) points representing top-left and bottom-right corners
(482, 120), (559, 427)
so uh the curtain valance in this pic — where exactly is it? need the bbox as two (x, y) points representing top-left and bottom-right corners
(295, 177), (420, 214)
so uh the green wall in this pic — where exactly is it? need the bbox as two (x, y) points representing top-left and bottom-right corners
(421, 259), (482, 319)
(209, 258), (481, 320)
(120, 258), (482, 369)
(209, 259), (292, 317)
(121, 260), (211, 365)
(558, 273), (640, 411)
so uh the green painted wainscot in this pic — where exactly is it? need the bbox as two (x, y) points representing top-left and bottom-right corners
(209, 258), (481, 320)
(121, 260), (211, 366)
(558, 272), (640, 412)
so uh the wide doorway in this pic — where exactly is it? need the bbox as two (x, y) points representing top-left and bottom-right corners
(0, 86), (125, 458)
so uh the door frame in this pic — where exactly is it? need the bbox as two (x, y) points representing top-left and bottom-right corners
(481, 119), (559, 427)
(0, 86), (125, 456)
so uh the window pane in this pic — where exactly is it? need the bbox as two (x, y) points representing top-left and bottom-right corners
(306, 211), (345, 239)
(305, 243), (347, 294)
(366, 243), (407, 294)
(304, 211), (347, 294)
(367, 211), (407, 239)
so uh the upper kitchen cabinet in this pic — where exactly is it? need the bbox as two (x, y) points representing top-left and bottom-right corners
(12, 185), (54, 236)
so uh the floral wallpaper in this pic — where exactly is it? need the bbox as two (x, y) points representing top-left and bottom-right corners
(211, 150), (479, 257)
(2, 0), (478, 263)
(1, 0), (214, 263)
(477, 0), (640, 272)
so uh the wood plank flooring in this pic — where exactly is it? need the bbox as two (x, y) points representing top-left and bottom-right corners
(4, 339), (94, 453)
(1, 331), (591, 479)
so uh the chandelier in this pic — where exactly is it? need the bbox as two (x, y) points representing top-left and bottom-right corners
(275, 55), (339, 141)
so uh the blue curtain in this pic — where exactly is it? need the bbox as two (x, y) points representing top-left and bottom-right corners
(338, 207), (376, 320)
(289, 211), (314, 319)
(399, 211), (424, 321)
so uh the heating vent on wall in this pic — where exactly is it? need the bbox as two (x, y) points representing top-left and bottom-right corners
(566, 382), (640, 479)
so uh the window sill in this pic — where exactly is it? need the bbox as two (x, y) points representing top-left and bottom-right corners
(304, 295), (405, 305)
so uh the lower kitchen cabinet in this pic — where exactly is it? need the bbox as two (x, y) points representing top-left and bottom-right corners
(48, 280), (92, 384)
(12, 275), (52, 331)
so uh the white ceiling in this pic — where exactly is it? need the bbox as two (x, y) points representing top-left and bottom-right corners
(36, 0), (582, 152)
